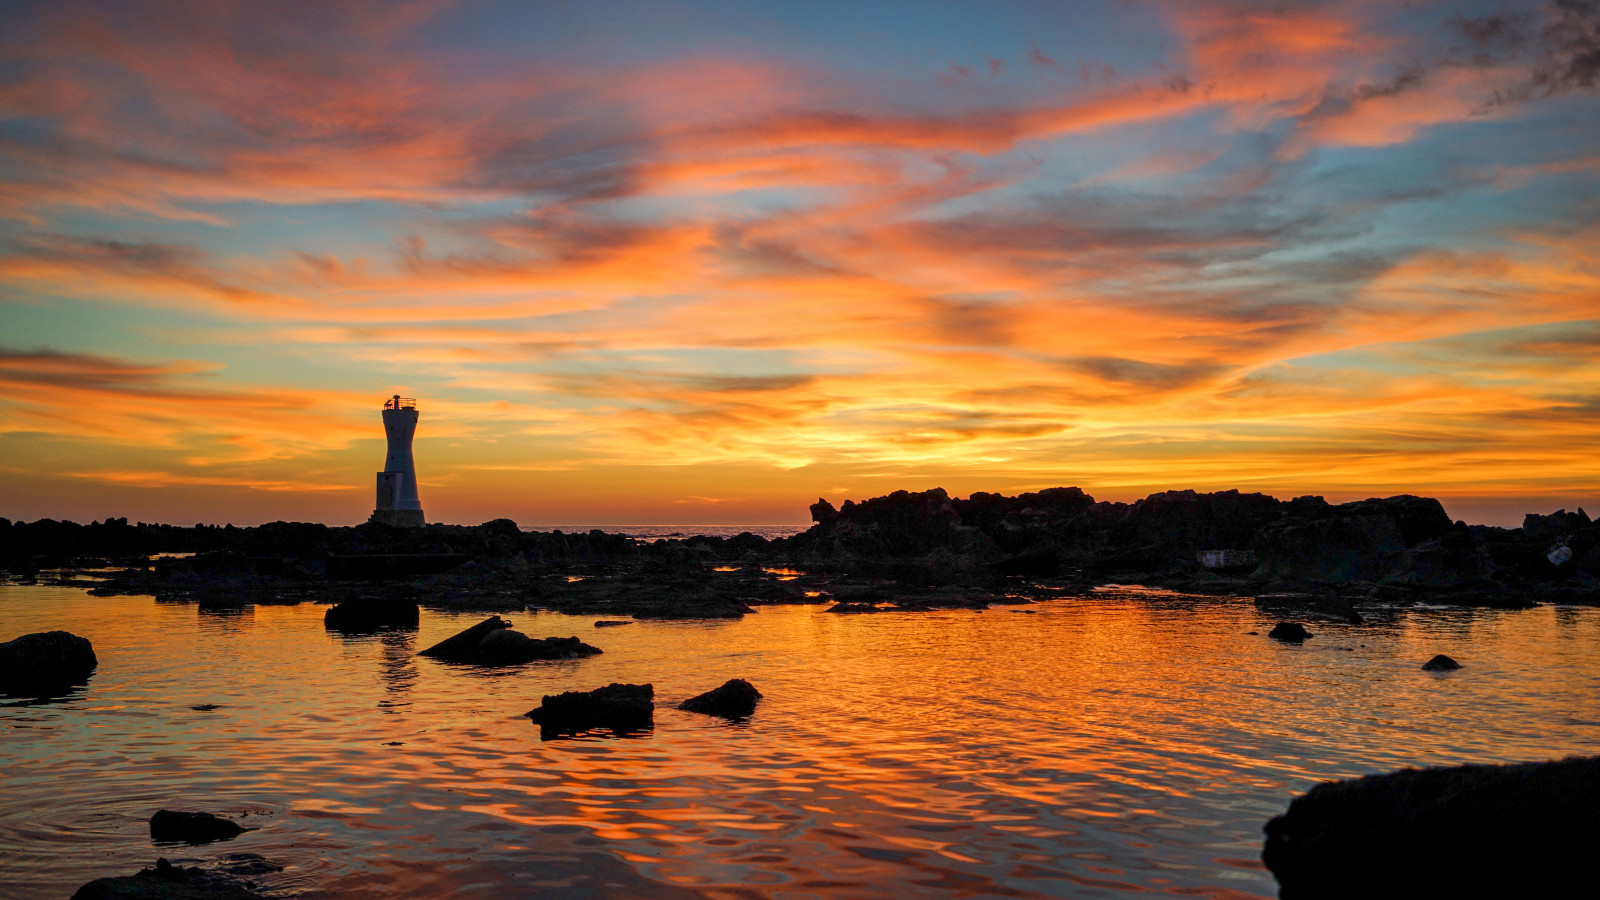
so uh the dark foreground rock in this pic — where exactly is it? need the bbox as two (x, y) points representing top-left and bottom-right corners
(149, 809), (246, 844)
(419, 616), (601, 665)
(1422, 654), (1461, 670)
(1268, 622), (1312, 642)
(526, 682), (654, 735)
(1262, 756), (1600, 899)
(679, 679), (762, 718)
(0, 630), (97, 693)
(323, 596), (420, 631)
(72, 858), (267, 900)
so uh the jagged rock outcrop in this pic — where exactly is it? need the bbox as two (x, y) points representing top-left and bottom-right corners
(1262, 756), (1600, 899)
(0, 630), (98, 693)
(72, 858), (269, 900)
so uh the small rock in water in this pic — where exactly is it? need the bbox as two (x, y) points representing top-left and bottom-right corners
(594, 620), (633, 627)
(679, 679), (763, 719)
(149, 809), (247, 844)
(1262, 755), (1600, 899)
(526, 682), (654, 735)
(71, 857), (267, 899)
(1268, 622), (1312, 642)
(190, 704), (221, 711)
(0, 630), (98, 693)
(1422, 654), (1461, 671)
(323, 597), (420, 632)
(420, 615), (601, 665)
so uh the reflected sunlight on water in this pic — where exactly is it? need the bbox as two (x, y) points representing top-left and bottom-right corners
(2, 586), (1598, 898)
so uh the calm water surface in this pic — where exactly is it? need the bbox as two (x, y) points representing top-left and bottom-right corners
(3, 586), (1598, 899)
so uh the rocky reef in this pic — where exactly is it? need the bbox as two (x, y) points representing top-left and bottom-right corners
(4, 486), (1594, 618)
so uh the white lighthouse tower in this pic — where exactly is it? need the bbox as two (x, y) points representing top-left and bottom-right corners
(370, 395), (425, 527)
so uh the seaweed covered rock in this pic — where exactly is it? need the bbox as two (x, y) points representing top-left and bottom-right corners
(149, 809), (247, 844)
(71, 858), (266, 900)
(419, 616), (601, 665)
(0, 630), (97, 693)
(526, 683), (653, 735)
(679, 679), (762, 718)
(1262, 756), (1600, 899)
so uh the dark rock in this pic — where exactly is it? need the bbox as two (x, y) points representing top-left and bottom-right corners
(419, 615), (600, 664)
(149, 809), (247, 844)
(1256, 594), (1364, 625)
(679, 679), (762, 718)
(1268, 622), (1313, 642)
(71, 857), (266, 900)
(526, 682), (654, 735)
(1261, 756), (1600, 899)
(191, 704), (221, 711)
(0, 630), (97, 693)
(474, 630), (601, 664)
(1422, 654), (1462, 671)
(323, 597), (419, 632)
(594, 620), (632, 627)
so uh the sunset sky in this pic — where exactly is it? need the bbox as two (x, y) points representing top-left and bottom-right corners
(2, 0), (1597, 527)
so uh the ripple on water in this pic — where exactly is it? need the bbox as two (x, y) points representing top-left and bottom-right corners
(2, 587), (1599, 898)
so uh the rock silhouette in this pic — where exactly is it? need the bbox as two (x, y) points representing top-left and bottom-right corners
(419, 616), (601, 665)
(1422, 654), (1462, 670)
(0, 630), (97, 693)
(526, 682), (654, 735)
(1262, 756), (1600, 899)
(679, 679), (762, 718)
(323, 596), (419, 632)
(1268, 622), (1312, 642)
(149, 809), (247, 844)
(71, 857), (267, 900)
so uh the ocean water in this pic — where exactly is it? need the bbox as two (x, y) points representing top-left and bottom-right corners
(2, 585), (1598, 899)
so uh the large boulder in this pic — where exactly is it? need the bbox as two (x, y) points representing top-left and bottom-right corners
(526, 683), (654, 735)
(72, 858), (266, 900)
(679, 679), (762, 718)
(149, 809), (247, 844)
(419, 616), (602, 665)
(1262, 756), (1600, 899)
(0, 630), (97, 693)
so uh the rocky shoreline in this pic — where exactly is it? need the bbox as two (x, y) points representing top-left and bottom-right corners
(3, 486), (1593, 618)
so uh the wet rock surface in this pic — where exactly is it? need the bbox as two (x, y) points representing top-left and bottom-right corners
(71, 857), (268, 900)
(419, 616), (601, 665)
(527, 682), (654, 735)
(322, 596), (419, 632)
(679, 679), (762, 718)
(1422, 654), (1462, 670)
(1262, 756), (1600, 899)
(149, 809), (247, 844)
(0, 630), (97, 693)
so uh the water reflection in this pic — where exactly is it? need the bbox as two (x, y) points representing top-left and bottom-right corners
(1, 587), (1598, 900)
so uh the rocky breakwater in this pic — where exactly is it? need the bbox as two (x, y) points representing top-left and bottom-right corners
(1262, 756), (1600, 898)
(781, 487), (1600, 608)
(419, 616), (601, 665)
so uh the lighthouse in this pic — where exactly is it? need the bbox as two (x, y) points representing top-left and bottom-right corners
(370, 395), (425, 527)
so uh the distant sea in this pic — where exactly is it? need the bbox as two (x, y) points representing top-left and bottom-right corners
(524, 524), (808, 540)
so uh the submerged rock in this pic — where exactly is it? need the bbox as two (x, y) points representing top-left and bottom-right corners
(1422, 654), (1462, 671)
(1268, 622), (1312, 642)
(71, 858), (266, 899)
(419, 616), (600, 665)
(0, 630), (97, 693)
(679, 679), (762, 718)
(323, 597), (419, 631)
(594, 619), (633, 627)
(1262, 756), (1600, 899)
(526, 682), (654, 734)
(149, 809), (247, 844)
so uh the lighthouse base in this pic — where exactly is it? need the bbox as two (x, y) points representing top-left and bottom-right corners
(369, 509), (425, 528)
